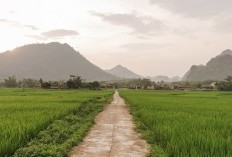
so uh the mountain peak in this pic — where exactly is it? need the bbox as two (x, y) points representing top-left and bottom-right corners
(106, 65), (142, 79)
(183, 49), (232, 81)
(0, 42), (118, 81)
(115, 65), (124, 68)
(220, 49), (232, 56)
(114, 65), (131, 71)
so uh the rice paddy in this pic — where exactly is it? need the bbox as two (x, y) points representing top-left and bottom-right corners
(120, 90), (232, 157)
(0, 88), (112, 156)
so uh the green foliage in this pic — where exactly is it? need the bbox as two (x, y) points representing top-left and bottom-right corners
(41, 82), (52, 89)
(217, 81), (232, 91)
(4, 76), (17, 87)
(225, 76), (232, 82)
(88, 81), (100, 90)
(217, 76), (232, 91)
(0, 88), (113, 156)
(114, 78), (152, 89)
(120, 90), (232, 157)
(67, 75), (101, 90)
(19, 78), (39, 88)
(67, 75), (82, 89)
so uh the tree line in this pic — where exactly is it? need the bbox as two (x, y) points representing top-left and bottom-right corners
(216, 76), (232, 91)
(1, 75), (232, 91)
(0, 75), (101, 90)
(113, 76), (232, 91)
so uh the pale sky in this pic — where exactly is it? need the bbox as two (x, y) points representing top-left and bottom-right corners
(0, 0), (232, 77)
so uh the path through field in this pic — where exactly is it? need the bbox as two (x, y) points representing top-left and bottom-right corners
(70, 91), (150, 157)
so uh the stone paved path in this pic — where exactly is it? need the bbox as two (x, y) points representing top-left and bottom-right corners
(70, 91), (150, 157)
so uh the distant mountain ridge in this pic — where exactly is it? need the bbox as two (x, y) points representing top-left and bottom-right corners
(0, 42), (118, 81)
(147, 75), (181, 82)
(105, 65), (142, 79)
(183, 49), (232, 81)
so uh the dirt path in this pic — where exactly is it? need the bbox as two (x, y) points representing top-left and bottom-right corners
(70, 91), (150, 157)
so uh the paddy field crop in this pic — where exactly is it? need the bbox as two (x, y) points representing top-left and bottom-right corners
(0, 88), (113, 157)
(120, 90), (232, 157)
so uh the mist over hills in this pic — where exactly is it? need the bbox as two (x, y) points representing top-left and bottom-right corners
(1, 42), (230, 82)
(105, 65), (142, 79)
(0, 42), (118, 81)
(147, 76), (181, 82)
(105, 65), (182, 82)
(183, 49), (232, 81)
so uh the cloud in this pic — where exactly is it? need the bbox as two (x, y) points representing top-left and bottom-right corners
(150, 0), (232, 18)
(41, 29), (79, 38)
(27, 29), (79, 40)
(149, 1), (232, 33)
(0, 19), (17, 25)
(24, 25), (38, 30)
(90, 11), (164, 35)
(0, 19), (39, 30)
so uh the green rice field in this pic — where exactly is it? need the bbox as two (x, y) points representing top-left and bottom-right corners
(0, 88), (112, 156)
(120, 90), (232, 157)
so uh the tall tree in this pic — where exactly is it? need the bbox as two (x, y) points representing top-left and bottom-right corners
(67, 75), (83, 89)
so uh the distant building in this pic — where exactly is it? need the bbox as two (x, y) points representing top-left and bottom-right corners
(202, 82), (217, 90)
(210, 82), (217, 90)
(172, 85), (191, 90)
(100, 83), (114, 89)
(147, 86), (155, 90)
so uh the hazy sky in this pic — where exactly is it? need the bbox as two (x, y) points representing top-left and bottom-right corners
(0, 0), (232, 77)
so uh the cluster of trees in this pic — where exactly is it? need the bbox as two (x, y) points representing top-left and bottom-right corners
(66, 75), (100, 90)
(217, 76), (232, 91)
(2, 75), (232, 91)
(113, 78), (153, 89)
(113, 78), (187, 90)
(168, 80), (216, 89)
(169, 76), (232, 91)
(112, 78), (218, 90)
(4, 76), (17, 88)
(39, 75), (101, 90)
(0, 75), (101, 90)
(113, 78), (175, 90)
(1, 76), (39, 88)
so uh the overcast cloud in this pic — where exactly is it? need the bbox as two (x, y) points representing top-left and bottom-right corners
(41, 29), (79, 38)
(150, 0), (232, 18)
(90, 11), (164, 36)
(0, 19), (38, 30)
(27, 29), (79, 40)
(213, 14), (232, 33)
(0, 0), (231, 77)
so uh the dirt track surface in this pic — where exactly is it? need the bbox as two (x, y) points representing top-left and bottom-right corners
(70, 91), (150, 157)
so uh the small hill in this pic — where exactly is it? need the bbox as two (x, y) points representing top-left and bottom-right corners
(148, 75), (181, 82)
(0, 42), (118, 81)
(183, 49), (232, 81)
(105, 65), (142, 79)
